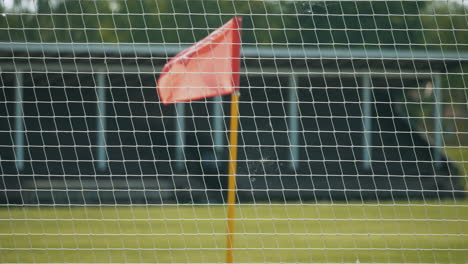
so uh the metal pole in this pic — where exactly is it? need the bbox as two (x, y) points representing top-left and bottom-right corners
(15, 72), (24, 170)
(362, 75), (372, 169)
(433, 74), (443, 167)
(288, 74), (299, 169)
(213, 96), (224, 152)
(96, 72), (107, 170)
(175, 102), (185, 170)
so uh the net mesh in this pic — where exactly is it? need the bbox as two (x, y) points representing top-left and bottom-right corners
(0, 0), (467, 263)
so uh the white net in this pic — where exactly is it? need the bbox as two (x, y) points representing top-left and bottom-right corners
(0, 0), (467, 263)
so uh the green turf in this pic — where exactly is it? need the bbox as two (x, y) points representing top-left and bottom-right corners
(1, 201), (467, 263)
(445, 147), (468, 190)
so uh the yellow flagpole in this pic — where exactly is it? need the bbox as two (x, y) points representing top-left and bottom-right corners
(226, 91), (240, 264)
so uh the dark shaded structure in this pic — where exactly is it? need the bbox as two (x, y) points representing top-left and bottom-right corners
(235, 75), (462, 202)
(0, 43), (465, 204)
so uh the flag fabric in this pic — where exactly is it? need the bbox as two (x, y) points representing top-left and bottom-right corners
(157, 17), (242, 105)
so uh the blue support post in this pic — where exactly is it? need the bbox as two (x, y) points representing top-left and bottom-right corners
(362, 75), (372, 169)
(175, 103), (185, 170)
(15, 72), (24, 170)
(433, 74), (443, 167)
(213, 96), (224, 153)
(96, 72), (107, 170)
(288, 74), (299, 169)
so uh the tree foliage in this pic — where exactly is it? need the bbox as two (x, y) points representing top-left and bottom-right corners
(0, 0), (437, 47)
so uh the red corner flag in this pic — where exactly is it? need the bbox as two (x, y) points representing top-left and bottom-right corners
(157, 17), (242, 105)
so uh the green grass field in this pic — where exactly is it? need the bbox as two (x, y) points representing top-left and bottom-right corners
(445, 147), (468, 189)
(1, 201), (467, 263)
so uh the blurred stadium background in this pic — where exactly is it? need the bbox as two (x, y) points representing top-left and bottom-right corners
(0, 0), (467, 263)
